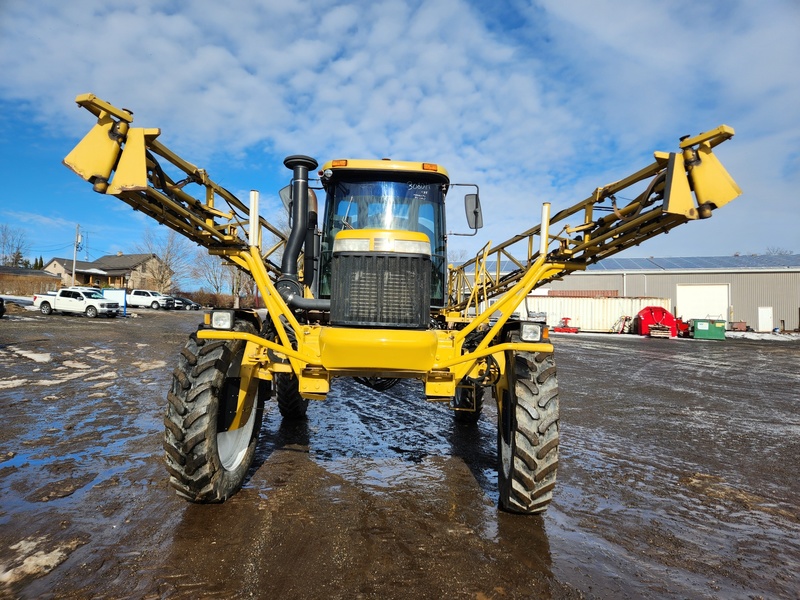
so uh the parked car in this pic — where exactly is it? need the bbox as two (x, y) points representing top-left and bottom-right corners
(173, 296), (201, 310)
(126, 289), (175, 310)
(33, 289), (119, 318)
(0, 297), (5, 319)
(66, 286), (103, 294)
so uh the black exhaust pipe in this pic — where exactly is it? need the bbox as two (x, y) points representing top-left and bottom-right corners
(281, 155), (318, 278)
(277, 155), (331, 310)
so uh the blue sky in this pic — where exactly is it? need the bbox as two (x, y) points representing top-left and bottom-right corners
(1, 0), (798, 273)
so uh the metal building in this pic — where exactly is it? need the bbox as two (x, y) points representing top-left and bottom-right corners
(542, 255), (800, 332)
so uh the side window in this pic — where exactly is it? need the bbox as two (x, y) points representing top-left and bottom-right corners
(418, 203), (436, 245)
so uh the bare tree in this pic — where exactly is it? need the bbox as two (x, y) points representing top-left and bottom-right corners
(136, 228), (194, 292)
(219, 263), (257, 309)
(228, 266), (242, 309)
(765, 246), (794, 255)
(448, 247), (470, 267)
(0, 224), (31, 267)
(192, 250), (227, 295)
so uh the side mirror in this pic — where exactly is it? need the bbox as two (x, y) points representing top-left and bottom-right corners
(465, 193), (483, 230)
(278, 184), (292, 214)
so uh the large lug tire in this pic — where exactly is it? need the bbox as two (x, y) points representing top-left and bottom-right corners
(40, 302), (52, 315)
(453, 386), (484, 425)
(163, 320), (265, 503)
(85, 306), (98, 318)
(275, 372), (308, 420)
(497, 343), (560, 514)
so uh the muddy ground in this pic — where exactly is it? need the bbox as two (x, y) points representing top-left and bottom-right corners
(0, 308), (798, 599)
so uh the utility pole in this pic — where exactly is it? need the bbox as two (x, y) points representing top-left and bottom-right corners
(71, 225), (82, 286)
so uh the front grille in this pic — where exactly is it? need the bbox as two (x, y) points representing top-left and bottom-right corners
(330, 253), (430, 328)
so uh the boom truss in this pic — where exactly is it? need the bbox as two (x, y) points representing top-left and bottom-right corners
(63, 94), (288, 277)
(445, 126), (741, 314)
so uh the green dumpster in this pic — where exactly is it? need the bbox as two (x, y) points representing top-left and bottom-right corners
(692, 319), (727, 340)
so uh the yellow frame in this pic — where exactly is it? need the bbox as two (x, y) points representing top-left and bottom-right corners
(64, 93), (741, 411)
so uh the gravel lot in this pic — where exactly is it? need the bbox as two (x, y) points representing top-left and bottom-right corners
(1, 308), (798, 599)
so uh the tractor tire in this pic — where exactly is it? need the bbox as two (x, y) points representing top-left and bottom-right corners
(85, 306), (98, 318)
(40, 302), (52, 315)
(163, 320), (265, 502)
(453, 386), (484, 424)
(275, 372), (308, 419)
(497, 344), (560, 514)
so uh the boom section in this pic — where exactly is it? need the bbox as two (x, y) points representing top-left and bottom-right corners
(63, 93), (287, 276)
(446, 125), (741, 314)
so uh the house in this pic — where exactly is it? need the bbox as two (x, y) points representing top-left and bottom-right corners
(0, 265), (61, 295)
(43, 252), (172, 291)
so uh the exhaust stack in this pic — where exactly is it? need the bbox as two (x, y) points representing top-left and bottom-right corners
(281, 155), (318, 278)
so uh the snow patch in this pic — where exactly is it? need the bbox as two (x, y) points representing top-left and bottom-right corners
(63, 361), (91, 370)
(726, 331), (800, 342)
(132, 360), (167, 372)
(86, 371), (116, 381)
(34, 371), (90, 386)
(0, 378), (28, 390)
(0, 536), (83, 585)
(7, 346), (51, 363)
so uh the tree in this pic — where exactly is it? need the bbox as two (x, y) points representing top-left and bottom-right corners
(765, 246), (794, 255)
(0, 224), (30, 267)
(136, 228), (194, 292)
(192, 250), (227, 295)
(448, 247), (470, 267)
(224, 264), (255, 309)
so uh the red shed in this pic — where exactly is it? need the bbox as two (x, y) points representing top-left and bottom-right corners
(634, 306), (677, 338)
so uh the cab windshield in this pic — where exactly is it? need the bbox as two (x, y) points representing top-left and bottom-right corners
(319, 175), (447, 305)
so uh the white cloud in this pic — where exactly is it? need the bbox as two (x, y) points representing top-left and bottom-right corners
(0, 0), (797, 263)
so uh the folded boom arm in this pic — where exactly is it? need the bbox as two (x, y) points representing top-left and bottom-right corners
(445, 126), (741, 314)
(63, 93), (288, 278)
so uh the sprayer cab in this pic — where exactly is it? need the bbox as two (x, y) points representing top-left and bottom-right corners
(313, 159), (451, 327)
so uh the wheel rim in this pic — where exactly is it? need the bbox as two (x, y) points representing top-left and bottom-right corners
(217, 342), (256, 471)
(217, 399), (256, 471)
(499, 390), (513, 478)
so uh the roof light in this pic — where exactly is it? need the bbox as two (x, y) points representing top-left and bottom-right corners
(422, 163), (438, 172)
(331, 159), (348, 167)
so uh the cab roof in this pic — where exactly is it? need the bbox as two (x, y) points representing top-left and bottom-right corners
(319, 158), (449, 182)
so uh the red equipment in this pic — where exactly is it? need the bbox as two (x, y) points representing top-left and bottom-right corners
(634, 306), (677, 338)
(553, 317), (580, 333)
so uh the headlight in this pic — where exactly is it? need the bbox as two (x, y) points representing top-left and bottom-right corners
(520, 322), (544, 342)
(210, 310), (235, 330)
(333, 237), (371, 252)
(374, 238), (431, 255)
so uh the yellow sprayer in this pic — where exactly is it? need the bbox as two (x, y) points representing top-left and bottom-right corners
(64, 93), (741, 513)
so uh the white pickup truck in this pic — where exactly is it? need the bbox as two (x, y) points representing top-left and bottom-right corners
(33, 289), (120, 318)
(126, 289), (175, 309)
